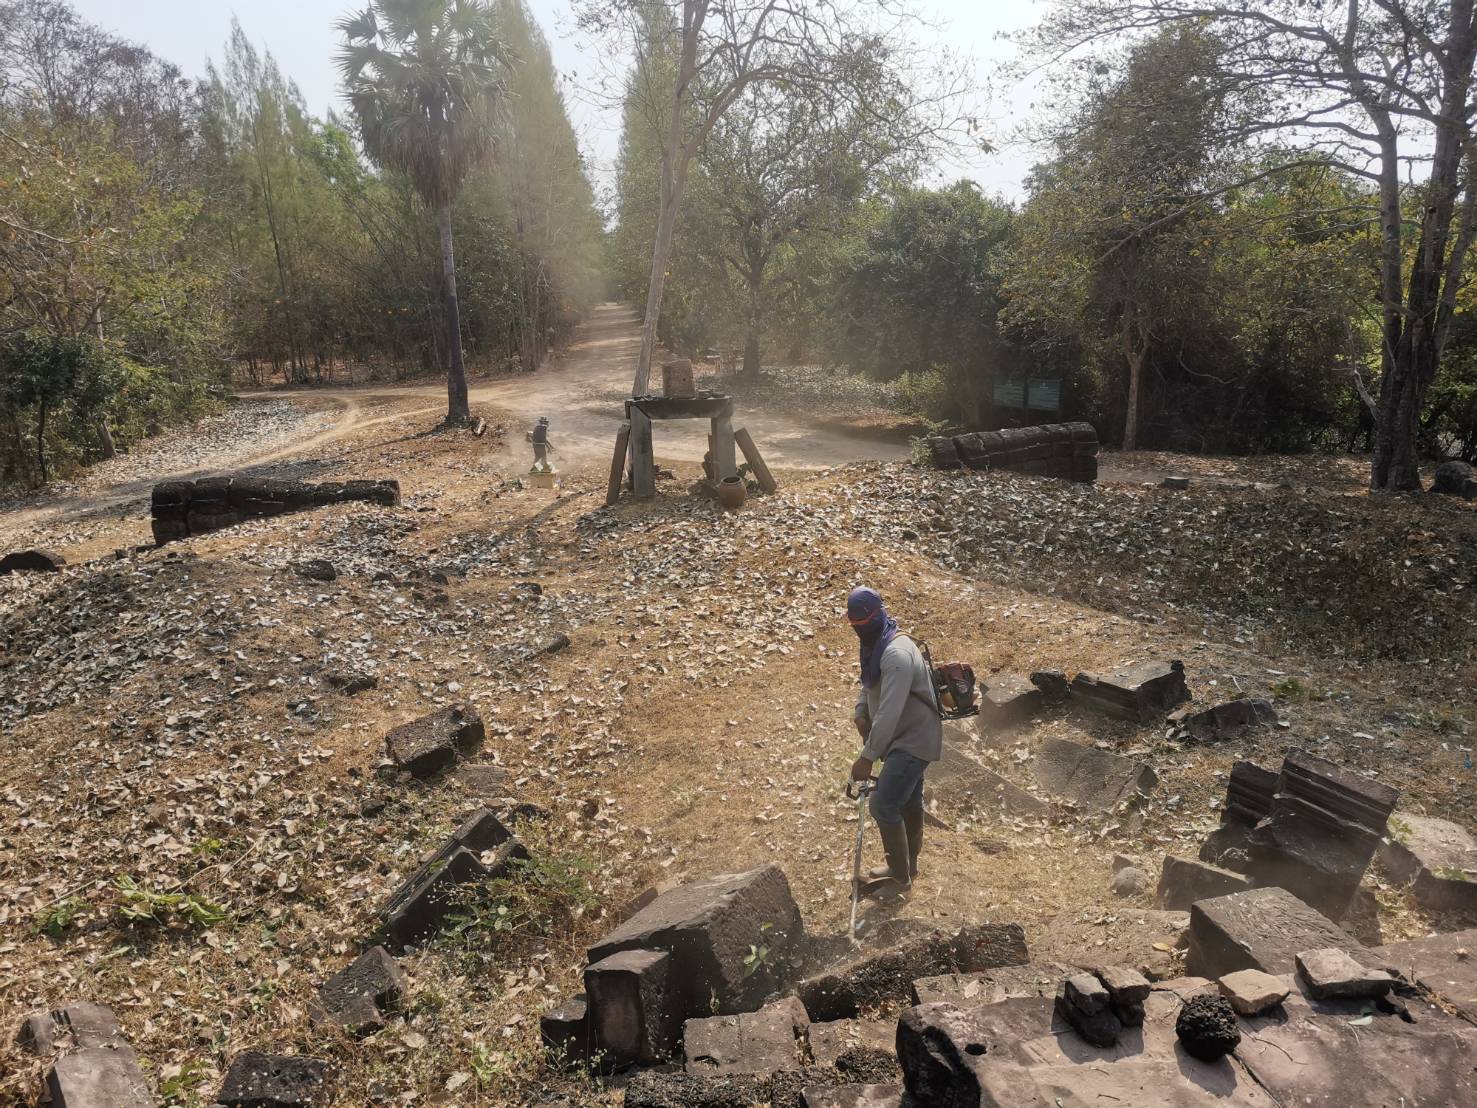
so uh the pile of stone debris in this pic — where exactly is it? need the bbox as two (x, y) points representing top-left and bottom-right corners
(514, 860), (1477, 1108)
(968, 656), (1277, 742)
(18, 836), (1477, 1106)
(923, 423), (1101, 484)
(150, 474), (401, 545)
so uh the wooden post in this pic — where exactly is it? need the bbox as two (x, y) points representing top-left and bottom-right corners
(711, 415), (737, 481)
(629, 406), (656, 499)
(606, 421), (631, 506)
(734, 427), (777, 493)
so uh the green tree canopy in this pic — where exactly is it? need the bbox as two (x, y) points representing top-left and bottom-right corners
(338, 0), (512, 421)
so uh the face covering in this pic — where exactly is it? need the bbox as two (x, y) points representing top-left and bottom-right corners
(847, 586), (897, 689)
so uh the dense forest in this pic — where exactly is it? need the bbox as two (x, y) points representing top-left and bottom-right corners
(0, 0), (603, 483)
(608, 2), (1477, 473)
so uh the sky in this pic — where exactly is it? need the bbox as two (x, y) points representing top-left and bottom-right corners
(70, 0), (1048, 204)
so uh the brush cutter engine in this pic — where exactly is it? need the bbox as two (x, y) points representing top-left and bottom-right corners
(917, 639), (979, 720)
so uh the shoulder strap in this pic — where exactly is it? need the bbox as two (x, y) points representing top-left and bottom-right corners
(911, 637), (947, 717)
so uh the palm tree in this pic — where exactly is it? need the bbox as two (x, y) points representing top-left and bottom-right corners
(337, 0), (509, 423)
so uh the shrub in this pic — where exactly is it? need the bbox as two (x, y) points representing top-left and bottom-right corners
(894, 366), (953, 423)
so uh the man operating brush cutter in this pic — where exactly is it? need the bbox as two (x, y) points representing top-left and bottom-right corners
(846, 587), (943, 900)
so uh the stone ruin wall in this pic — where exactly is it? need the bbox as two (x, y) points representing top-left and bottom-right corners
(925, 422), (1100, 483)
(150, 475), (401, 545)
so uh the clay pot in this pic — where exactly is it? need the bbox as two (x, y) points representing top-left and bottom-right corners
(717, 474), (747, 511)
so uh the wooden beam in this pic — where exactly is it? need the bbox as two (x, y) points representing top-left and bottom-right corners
(631, 394), (733, 421)
(711, 415), (737, 481)
(629, 407), (656, 499)
(606, 421), (631, 507)
(735, 427), (777, 493)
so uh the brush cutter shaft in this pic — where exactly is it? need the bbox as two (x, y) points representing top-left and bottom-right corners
(847, 777), (876, 944)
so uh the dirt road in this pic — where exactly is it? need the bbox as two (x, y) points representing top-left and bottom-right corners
(0, 304), (908, 555)
(247, 302), (911, 470)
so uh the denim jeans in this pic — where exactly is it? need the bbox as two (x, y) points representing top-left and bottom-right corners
(869, 750), (928, 825)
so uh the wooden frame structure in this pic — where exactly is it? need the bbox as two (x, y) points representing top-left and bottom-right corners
(622, 393), (736, 499)
(603, 391), (777, 507)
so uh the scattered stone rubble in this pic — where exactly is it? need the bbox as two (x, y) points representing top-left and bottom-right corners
(544, 866), (806, 1070)
(1357, 928), (1477, 1021)
(587, 949), (681, 1066)
(1431, 459), (1477, 498)
(1379, 813), (1477, 914)
(1027, 669), (1069, 703)
(16, 1002), (150, 1108)
(685, 995), (810, 1074)
(1194, 749), (1400, 922)
(772, 715), (1477, 1098)
(216, 1050), (328, 1107)
(924, 422), (1100, 483)
(1200, 760), (1278, 865)
(1155, 855), (1252, 911)
(1094, 964), (1150, 1026)
(1295, 947), (1393, 1000)
(310, 945), (406, 1032)
(1168, 697), (1277, 741)
(383, 705), (486, 778)
(1188, 886), (1359, 978)
(975, 673), (1041, 731)
(542, 837), (1477, 1104)
(0, 547), (65, 573)
(1217, 969), (1291, 1016)
(377, 807), (527, 952)
(791, 922), (1029, 1021)
(1110, 864), (1150, 898)
(910, 963), (1073, 1007)
(1068, 659), (1189, 722)
(21, 844), (1477, 1106)
(1054, 970), (1128, 1047)
(150, 474), (400, 544)
(1245, 750), (1399, 920)
(1174, 994), (1240, 1061)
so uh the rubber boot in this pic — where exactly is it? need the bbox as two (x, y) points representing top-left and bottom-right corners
(859, 820), (913, 899)
(903, 801), (924, 880)
(869, 804), (924, 882)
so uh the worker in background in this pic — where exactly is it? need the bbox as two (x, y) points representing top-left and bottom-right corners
(527, 417), (553, 470)
(847, 587), (942, 898)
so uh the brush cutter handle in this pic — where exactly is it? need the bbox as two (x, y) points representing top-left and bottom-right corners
(846, 777), (877, 801)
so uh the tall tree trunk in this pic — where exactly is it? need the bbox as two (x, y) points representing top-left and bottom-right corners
(741, 262), (764, 378)
(742, 330), (760, 378)
(91, 303), (115, 459)
(95, 419), (116, 460)
(1371, 1), (1477, 489)
(35, 399), (48, 485)
(438, 202), (471, 423)
(633, 0), (706, 396)
(1121, 308), (1145, 452)
(256, 143), (305, 384)
(636, 168), (684, 396)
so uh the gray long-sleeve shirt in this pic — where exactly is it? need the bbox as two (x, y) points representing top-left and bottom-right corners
(853, 635), (943, 763)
